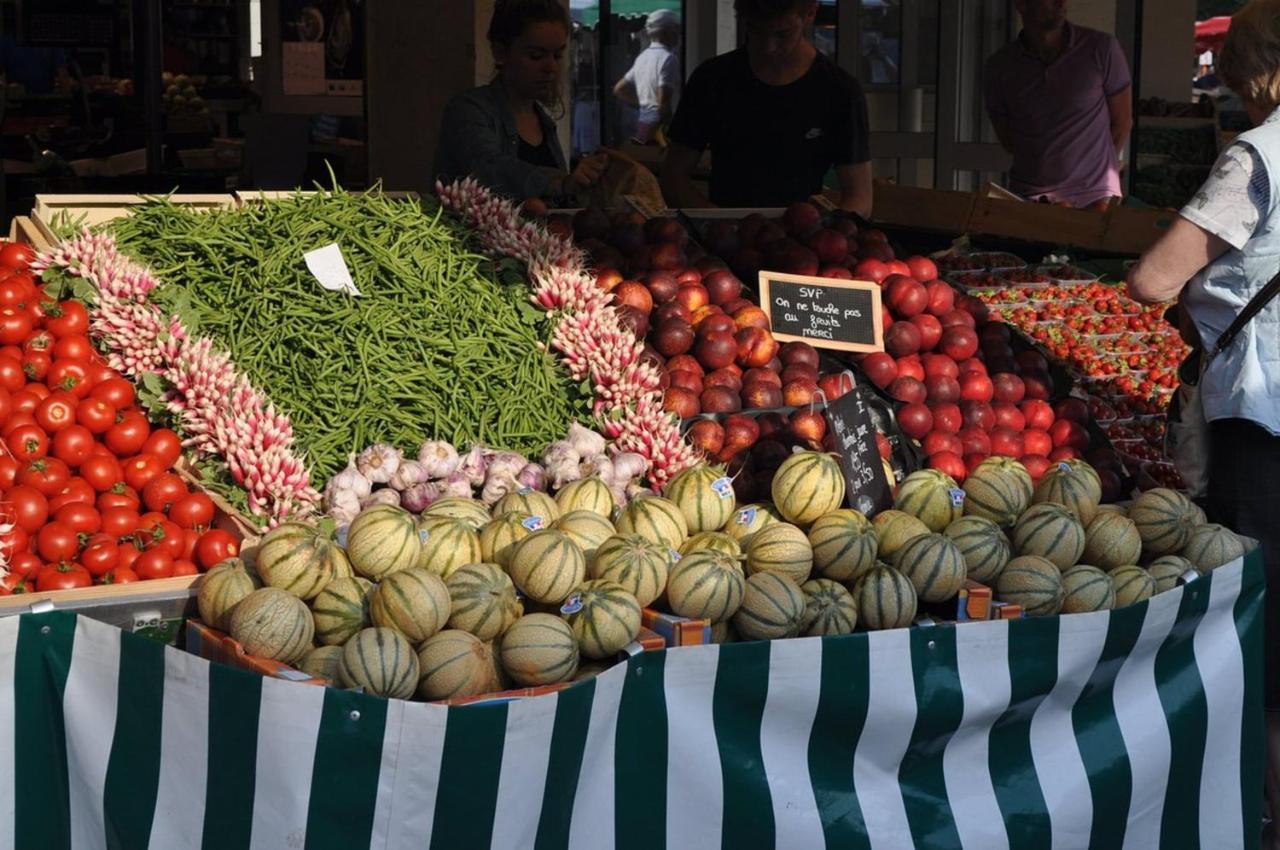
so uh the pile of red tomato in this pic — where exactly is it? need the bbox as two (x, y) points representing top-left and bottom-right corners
(0, 242), (238, 594)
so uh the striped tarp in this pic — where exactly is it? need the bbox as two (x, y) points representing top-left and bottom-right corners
(0, 551), (1262, 850)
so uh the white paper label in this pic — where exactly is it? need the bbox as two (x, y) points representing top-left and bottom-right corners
(304, 243), (361, 296)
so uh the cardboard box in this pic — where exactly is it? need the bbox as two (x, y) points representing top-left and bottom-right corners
(642, 608), (712, 646)
(955, 581), (993, 621)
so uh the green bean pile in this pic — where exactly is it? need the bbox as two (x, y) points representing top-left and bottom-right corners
(109, 190), (589, 480)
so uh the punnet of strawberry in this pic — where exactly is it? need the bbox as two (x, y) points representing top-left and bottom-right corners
(0, 242), (237, 595)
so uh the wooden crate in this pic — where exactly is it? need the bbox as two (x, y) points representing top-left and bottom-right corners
(967, 194), (1109, 250)
(872, 182), (976, 233)
(233, 189), (421, 206)
(1101, 205), (1179, 254)
(31, 193), (237, 244)
(7, 216), (54, 253)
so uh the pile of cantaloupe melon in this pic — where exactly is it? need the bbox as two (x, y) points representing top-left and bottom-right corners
(198, 449), (1249, 702)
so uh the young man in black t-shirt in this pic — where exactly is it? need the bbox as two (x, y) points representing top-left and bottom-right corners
(660, 0), (873, 215)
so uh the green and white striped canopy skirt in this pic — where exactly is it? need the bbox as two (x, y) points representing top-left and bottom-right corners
(0, 550), (1262, 849)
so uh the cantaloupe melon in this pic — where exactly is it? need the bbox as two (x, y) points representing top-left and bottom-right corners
(339, 627), (419, 699)
(895, 469), (965, 532)
(722, 503), (781, 542)
(445, 562), (522, 641)
(710, 621), (739, 644)
(666, 549), (745, 623)
(892, 533), (967, 603)
(614, 496), (689, 548)
(1128, 488), (1198, 556)
(347, 504), (422, 580)
(197, 558), (261, 631)
(508, 529), (587, 604)
(732, 572), (805, 640)
(416, 515), (483, 578)
(1110, 565), (1155, 607)
(255, 523), (347, 600)
(311, 576), (373, 646)
(369, 568), (452, 644)
(499, 613), (579, 686)
(229, 587), (314, 663)
(745, 522), (813, 583)
(963, 457), (1032, 527)
(680, 531), (742, 558)
(589, 534), (670, 607)
(479, 512), (540, 568)
(872, 510), (930, 559)
(552, 510), (615, 561)
(420, 497), (492, 529)
(771, 451), (845, 525)
(1012, 502), (1085, 570)
(808, 509), (878, 584)
(995, 556), (1064, 616)
(493, 488), (561, 522)
(1033, 459), (1102, 525)
(554, 477), (616, 518)
(851, 566), (917, 630)
(1083, 511), (1142, 570)
(1182, 523), (1246, 572)
(944, 515), (1010, 584)
(1061, 565), (1115, 613)
(298, 645), (344, 683)
(416, 630), (503, 700)
(800, 578), (858, 636)
(665, 464), (737, 533)
(560, 579), (642, 659)
(1147, 555), (1195, 594)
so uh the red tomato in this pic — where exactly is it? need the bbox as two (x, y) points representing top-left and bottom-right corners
(36, 562), (92, 591)
(101, 508), (140, 539)
(52, 425), (95, 466)
(171, 559), (199, 577)
(0, 455), (17, 489)
(54, 503), (100, 536)
(45, 300), (89, 338)
(89, 442), (114, 458)
(75, 398), (116, 435)
(4, 485), (46, 533)
(17, 457), (70, 497)
(35, 522), (78, 562)
(80, 539), (118, 577)
(145, 519), (184, 559)
(6, 551), (42, 579)
(0, 243), (35, 271)
(81, 456), (124, 494)
(0, 355), (23, 392)
(106, 412), (151, 457)
(52, 335), (93, 362)
(0, 412), (35, 438)
(0, 278), (25, 309)
(169, 492), (214, 529)
(141, 428), (182, 468)
(8, 272), (35, 300)
(24, 383), (49, 400)
(90, 377), (135, 410)
(0, 308), (32, 345)
(47, 359), (90, 398)
(97, 484), (140, 512)
(99, 566), (139, 585)
(6, 424), (47, 462)
(0, 526), (28, 562)
(133, 548), (174, 580)
(48, 477), (95, 513)
(116, 542), (142, 572)
(180, 527), (199, 561)
(10, 390), (40, 415)
(34, 392), (77, 433)
(122, 454), (165, 492)
(21, 350), (50, 382)
(22, 331), (52, 354)
(195, 529), (239, 569)
(142, 473), (187, 513)
(0, 346), (18, 361)
(0, 386), (11, 424)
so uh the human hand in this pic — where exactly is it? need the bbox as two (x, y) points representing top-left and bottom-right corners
(569, 153), (608, 190)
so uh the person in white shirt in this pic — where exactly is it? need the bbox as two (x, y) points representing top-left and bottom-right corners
(613, 10), (681, 143)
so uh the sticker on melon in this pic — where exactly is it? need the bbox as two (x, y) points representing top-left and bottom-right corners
(664, 464), (737, 533)
(893, 469), (964, 533)
(560, 579), (642, 659)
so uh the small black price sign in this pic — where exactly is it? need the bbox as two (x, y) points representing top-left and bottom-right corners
(823, 386), (892, 516)
(758, 271), (884, 353)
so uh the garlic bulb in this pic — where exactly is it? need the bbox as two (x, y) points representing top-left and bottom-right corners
(485, 451), (528, 485)
(579, 453), (615, 484)
(481, 473), (519, 506)
(440, 471), (474, 499)
(517, 463), (547, 492)
(565, 422), (606, 458)
(459, 444), (489, 488)
(401, 481), (441, 513)
(418, 440), (461, 479)
(543, 441), (581, 489)
(609, 452), (649, 484)
(389, 460), (428, 492)
(327, 488), (363, 525)
(327, 456), (373, 502)
(361, 488), (402, 508)
(356, 443), (403, 485)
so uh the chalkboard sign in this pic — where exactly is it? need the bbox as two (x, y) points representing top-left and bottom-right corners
(823, 386), (892, 516)
(758, 272), (884, 353)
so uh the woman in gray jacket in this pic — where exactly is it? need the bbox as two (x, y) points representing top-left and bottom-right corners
(436, 0), (605, 201)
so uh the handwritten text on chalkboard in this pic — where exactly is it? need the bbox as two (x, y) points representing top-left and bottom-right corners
(758, 272), (884, 353)
(823, 386), (892, 516)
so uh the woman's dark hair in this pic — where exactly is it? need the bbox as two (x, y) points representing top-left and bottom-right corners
(488, 0), (571, 49)
(733, 0), (817, 19)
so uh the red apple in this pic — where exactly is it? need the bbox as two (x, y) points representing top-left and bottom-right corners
(818, 372), (855, 401)
(675, 284), (710, 314)
(959, 358), (987, 377)
(699, 313), (738, 338)
(819, 265), (854, 279)
(885, 322), (923, 357)
(1097, 467), (1122, 502)
(965, 453), (991, 477)
(654, 319), (695, 357)
(783, 378), (819, 407)
(1021, 372), (1053, 401)
(616, 305), (649, 338)
(992, 403), (1026, 432)
(939, 326), (979, 361)
(654, 302), (692, 325)
(783, 202), (823, 235)
(735, 327), (780, 369)
(648, 242), (686, 271)
(703, 270), (743, 306)
(875, 431), (892, 459)
(961, 400), (996, 432)
(695, 332), (738, 371)
(732, 305), (772, 332)
(924, 431), (964, 457)
(928, 451), (968, 482)
(885, 275), (928, 318)
(1022, 429), (1053, 457)
(644, 272), (680, 305)
(675, 269), (703, 287)
(613, 281), (654, 315)
(781, 364), (820, 385)
(779, 341), (821, 370)
(925, 374), (961, 404)
(882, 306), (895, 330)
(789, 408), (829, 444)
(669, 370), (704, 396)
(861, 353), (898, 388)
(978, 322), (1012, 346)
(1020, 399), (1055, 431)
(906, 256), (939, 282)
(687, 420), (725, 456)
(853, 258), (889, 283)
(701, 386), (741, 414)
(940, 309), (976, 330)
(922, 353), (960, 379)
(742, 382), (784, 410)
(704, 368), (744, 393)
(909, 314), (943, 352)
(958, 427), (992, 456)
(663, 387), (700, 418)
(959, 372), (994, 403)
(895, 355), (926, 382)
(925, 280), (955, 317)
(992, 373), (1026, 404)
(1015, 350), (1050, 374)
(666, 354), (703, 376)
(889, 376), (927, 405)
(780, 245), (820, 276)
(990, 427), (1024, 458)
(744, 367), (782, 388)
(1053, 397), (1090, 426)
(897, 403), (934, 440)
(722, 414), (761, 451)
(645, 217), (688, 245)
(885, 259), (911, 277)
(1022, 455), (1052, 482)
(808, 229), (849, 265)
(1049, 419), (1090, 451)
(930, 402), (963, 434)
(596, 268), (624, 292)
(721, 297), (754, 316)
(959, 295), (989, 324)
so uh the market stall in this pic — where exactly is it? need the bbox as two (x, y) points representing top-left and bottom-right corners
(0, 179), (1264, 848)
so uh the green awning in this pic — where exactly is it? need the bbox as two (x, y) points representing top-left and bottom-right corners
(571, 1), (681, 28)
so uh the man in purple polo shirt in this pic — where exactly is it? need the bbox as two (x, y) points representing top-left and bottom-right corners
(984, 0), (1133, 209)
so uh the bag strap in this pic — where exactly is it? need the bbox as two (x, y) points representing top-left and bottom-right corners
(1213, 267), (1280, 356)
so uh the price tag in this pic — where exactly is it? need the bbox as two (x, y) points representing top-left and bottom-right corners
(304, 243), (362, 296)
(758, 271), (883, 353)
(823, 386), (892, 516)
